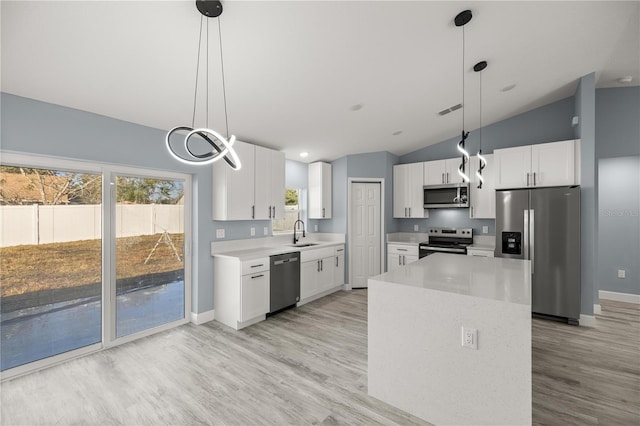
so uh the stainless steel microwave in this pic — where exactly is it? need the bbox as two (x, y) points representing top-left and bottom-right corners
(423, 183), (469, 208)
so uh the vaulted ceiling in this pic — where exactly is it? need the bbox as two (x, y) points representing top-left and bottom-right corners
(2, 1), (639, 163)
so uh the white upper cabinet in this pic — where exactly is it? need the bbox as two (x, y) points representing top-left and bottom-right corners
(254, 146), (285, 220)
(494, 140), (578, 189)
(424, 158), (467, 185)
(213, 142), (285, 221)
(393, 163), (426, 218)
(308, 162), (332, 219)
(212, 140), (256, 220)
(469, 153), (495, 219)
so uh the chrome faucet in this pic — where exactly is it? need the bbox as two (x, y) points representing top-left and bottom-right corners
(293, 219), (306, 244)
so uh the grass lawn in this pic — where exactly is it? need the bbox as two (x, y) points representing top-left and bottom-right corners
(0, 234), (184, 297)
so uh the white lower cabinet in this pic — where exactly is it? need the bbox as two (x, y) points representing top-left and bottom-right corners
(387, 243), (419, 272)
(300, 245), (344, 304)
(214, 256), (270, 330)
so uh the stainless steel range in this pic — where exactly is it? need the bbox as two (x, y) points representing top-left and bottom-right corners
(419, 227), (473, 258)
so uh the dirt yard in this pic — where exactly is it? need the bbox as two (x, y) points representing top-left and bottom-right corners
(0, 234), (184, 297)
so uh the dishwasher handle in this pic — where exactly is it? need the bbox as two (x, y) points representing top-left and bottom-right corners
(273, 257), (299, 265)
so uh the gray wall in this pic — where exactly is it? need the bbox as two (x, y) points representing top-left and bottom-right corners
(598, 156), (640, 295)
(575, 73), (597, 315)
(596, 86), (640, 296)
(0, 93), (217, 314)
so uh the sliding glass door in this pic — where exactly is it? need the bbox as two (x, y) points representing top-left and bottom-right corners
(0, 165), (102, 371)
(114, 175), (186, 338)
(0, 154), (191, 377)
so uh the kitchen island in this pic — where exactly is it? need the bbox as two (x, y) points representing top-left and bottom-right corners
(368, 253), (531, 425)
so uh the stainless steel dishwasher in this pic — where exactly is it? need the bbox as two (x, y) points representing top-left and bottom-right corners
(269, 251), (300, 313)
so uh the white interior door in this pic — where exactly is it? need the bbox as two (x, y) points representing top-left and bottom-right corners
(350, 182), (381, 288)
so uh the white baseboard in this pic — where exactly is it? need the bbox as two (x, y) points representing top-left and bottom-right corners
(593, 304), (602, 315)
(579, 314), (597, 328)
(190, 309), (215, 325)
(599, 290), (640, 304)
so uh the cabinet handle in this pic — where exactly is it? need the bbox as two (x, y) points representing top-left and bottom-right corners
(336, 248), (344, 252)
(317, 260), (320, 272)
(404, 207), (407, 217)
(446, 172), (449, 184)
(250, 264), (264, 268)
(398, 248), (408, 251)
(442, 173), (445, 184)
(526, 173), (530, 186)
(398, 256), (402, 266)
(252, 205), (255, 219)
(251, 274), (264, 279)
(402, 255), (405, 265)
(409, 207), (411, 216)
(321, 259), (323, 271)
(533, 172), (537, 186)
(268, 206), (272, 218)
(336, 256), (339, 267)
(272, 206), (276, 218)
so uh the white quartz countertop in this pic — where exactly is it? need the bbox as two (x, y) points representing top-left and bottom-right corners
(211, 234), (345, 261)
(386, 232), (429, 244)
(370, 253), (531, 305)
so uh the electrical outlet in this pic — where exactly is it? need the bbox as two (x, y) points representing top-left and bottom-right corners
(263, 227), (269, 236)
(414, 224), (419, 231)
(482, 226), (489, 234)
(215, 229), (225, 239)
(250, 227), (255, 236)
(461, 327), (478, 350)
(618, 269), (626, 279)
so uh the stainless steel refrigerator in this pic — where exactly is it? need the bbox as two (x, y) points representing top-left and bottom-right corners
(495, 186), (581, 325)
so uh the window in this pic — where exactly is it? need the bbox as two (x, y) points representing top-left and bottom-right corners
(272, 188), (305, 234)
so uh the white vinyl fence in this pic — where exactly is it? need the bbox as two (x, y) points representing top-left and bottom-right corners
(0, 204), (184, 247)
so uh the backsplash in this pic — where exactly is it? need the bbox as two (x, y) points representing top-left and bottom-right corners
(395, 209), (495, 237)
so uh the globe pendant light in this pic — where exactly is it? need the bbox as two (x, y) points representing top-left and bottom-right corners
(165, 0), (241, 169)
(474, 60), (488, 189)
(454, 10), (471, 183)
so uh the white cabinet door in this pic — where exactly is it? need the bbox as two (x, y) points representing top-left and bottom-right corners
(407, 162), (425, 218)
(318, 257), (334, 292)
(254, 145), (272, 220)
(300, 260), (318, 300)
(394, 163), (426, 218)
(393, 164), (408, 218)
(240, 271), (269, 322)
(309, 162), (332, 219)
(494, 145), (531, 189)
(424, 160), (446, 185)
(387, 253), (402, 272)
(334, 254), (345, 286)
(271, 150), (286, 220)
(469, 154), (495, 219)
(531, 140), (576, 187)
(445, 158), (467, 184)
(212, 141), (255, 220)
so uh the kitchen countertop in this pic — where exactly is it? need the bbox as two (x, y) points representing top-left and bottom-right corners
(211, 234), (345, 261)
(370, 253), (531, 305)
(386, 232), (429, 244)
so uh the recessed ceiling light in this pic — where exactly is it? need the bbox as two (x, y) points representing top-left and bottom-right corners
(617, 76), (633, 84)
(299, 152), (309, 158)
(501, 84), (517, 92)
(392, 131), (403, 136)
(350, 104), (364, 111)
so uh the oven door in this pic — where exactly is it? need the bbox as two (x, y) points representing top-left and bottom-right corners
(419, 245), (467, 258)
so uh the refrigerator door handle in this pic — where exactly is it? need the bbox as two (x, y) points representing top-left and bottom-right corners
(530, 209), (535, 274)
(523, 210), (529, 262)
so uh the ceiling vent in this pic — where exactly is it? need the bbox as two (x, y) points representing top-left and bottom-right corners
(438, 103), (463, 116)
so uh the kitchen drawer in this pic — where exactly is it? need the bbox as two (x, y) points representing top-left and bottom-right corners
(467, 249), (495, 258)
(334, 245), (345, 256)
(387, 243), (418, 256)
(301, 246), (335, 263)
(241, 257), (269, 275)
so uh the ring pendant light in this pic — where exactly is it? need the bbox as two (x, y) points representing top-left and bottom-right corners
(165, 0), (241, 169)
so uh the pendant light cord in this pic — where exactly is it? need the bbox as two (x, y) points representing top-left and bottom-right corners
(206, 18), (209, 129)
(479, 69), (482, 152)
(191, 15), (204, 129)
(462, 25), (465, 133)
(218, 18), (230, 139)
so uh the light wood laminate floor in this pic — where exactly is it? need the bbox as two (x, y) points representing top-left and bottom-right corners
(1, 290), (639, 425)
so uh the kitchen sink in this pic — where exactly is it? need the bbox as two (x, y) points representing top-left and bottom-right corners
(288, 243), (318, 247)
